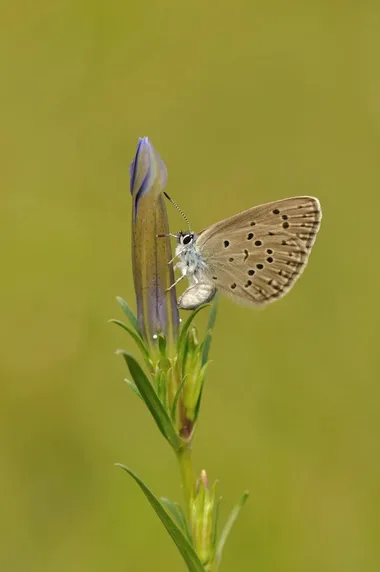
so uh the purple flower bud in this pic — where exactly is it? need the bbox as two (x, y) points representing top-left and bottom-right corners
(130, 138), (179, 348)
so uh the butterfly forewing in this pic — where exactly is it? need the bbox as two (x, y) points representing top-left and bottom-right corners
(196, 196), (321, 305)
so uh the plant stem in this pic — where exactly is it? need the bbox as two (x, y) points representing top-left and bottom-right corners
(176, 443), (195, 522)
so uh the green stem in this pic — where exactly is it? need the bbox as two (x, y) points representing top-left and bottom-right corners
(176, 443), (195, 522)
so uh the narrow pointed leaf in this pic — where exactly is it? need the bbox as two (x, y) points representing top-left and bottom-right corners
(201, 296), (219, 366)
(161, 497), (192, 542)
(116, 350), (182, 451)
(116, 296), (142, 338)
(207, 294), (219, 331)
(116, 464), (204, 572)
(215, 491), (249, 568)
(201, 331), (213, 368)
(110, 319), (150, 363)
(171, 374), (187, 421)
(155, 370), (167, 408)
(124, 378), (143, 400)
(158, 334), (167, 356)
(178, 304), (210, 363)
(212, 496), (222, 549)
(180, 335), (190, 376)
(193, 362), (210, 423)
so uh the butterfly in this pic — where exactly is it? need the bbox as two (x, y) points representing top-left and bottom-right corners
(165, 195), (322, 310)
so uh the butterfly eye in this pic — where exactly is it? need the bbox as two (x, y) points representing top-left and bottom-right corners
(182, 234), (193, 245)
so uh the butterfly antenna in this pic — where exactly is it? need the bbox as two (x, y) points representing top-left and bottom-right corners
(163, 192), (191, 230)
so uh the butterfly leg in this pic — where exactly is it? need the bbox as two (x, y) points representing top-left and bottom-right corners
(168, 252), (181, 265)
(156, 233), (178, 238)
(165, 273), (186, 292)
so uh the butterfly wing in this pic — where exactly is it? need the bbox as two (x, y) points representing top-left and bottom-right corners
(195, 196), (321, 305)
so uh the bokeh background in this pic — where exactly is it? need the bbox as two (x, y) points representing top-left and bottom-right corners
(1, 1), (380, 571)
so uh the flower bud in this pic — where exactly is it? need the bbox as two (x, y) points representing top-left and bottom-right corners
(191, 470), (218, 568)
(130, 137), (179, 352)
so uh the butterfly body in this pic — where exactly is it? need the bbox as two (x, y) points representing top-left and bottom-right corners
(175, 232), (204, 278)
(175, 232), (217, 309)
(172, 196), (322, 310)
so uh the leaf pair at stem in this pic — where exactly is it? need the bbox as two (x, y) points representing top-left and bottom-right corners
(112, 296), (248, 571)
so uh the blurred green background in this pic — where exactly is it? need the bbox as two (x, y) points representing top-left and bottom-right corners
(1, 1), (380, 571)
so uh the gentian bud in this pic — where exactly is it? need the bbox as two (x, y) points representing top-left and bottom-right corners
(130, 137), (179, 353)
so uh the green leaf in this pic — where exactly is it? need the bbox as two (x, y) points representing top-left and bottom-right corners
(193, 362), (209, 423)
(171, 374), (187, 421)
(212, 496), (222, 550)
(178, 304), (210, 365)
(207, 293), (219, 331)
(110, 319), (150, 364)
(116, 350), (182, 451)
(201, 295), (219, 366)
(201, 331), (212, 368)
(161, 497), (192, 542)
(180, 334), (190, 376)
(124, 378), (143, 400)
(116, 465), (204, 572)
(155, 369), (167, 408)
(215, 491), (249, 568)
(116, 296), (142, 338)
(158, 334), (167, 356)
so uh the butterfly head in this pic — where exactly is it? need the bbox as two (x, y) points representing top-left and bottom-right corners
(177, 231), (197, 248)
